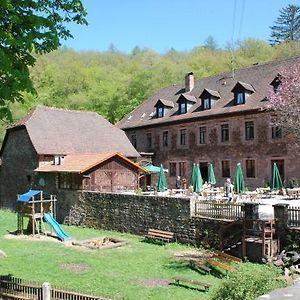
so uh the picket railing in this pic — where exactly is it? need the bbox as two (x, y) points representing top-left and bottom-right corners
(288, 206), (300, 227)
(0, 275), (109, 300)
(194, 201), (244, 221)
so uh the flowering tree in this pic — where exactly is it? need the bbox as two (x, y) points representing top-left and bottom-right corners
(267, 63), (300, 140)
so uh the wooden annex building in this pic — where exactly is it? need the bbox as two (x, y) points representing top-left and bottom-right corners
(35, 152), (146, 192)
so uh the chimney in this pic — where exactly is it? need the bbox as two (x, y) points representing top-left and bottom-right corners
(185, 72), (194, 92)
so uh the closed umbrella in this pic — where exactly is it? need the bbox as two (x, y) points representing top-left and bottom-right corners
(190, 163), (196, 187)
(157, 164), (168, 192)
(193, 164), (203, 193)
(208, 163), (216, 185)
(234, 163), (246, 194)
(271, 163), (283, 190)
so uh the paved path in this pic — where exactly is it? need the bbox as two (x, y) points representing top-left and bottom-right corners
(257, 277), (300, 300)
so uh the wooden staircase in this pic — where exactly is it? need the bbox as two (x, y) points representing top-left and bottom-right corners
(219, 219), (279, 262)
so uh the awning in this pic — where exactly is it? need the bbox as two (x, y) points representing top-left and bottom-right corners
(145, 165), (168, 174)
(18, 190), (42, 202)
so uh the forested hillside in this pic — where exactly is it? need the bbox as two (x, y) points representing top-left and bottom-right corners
(3, 39), (300, 142)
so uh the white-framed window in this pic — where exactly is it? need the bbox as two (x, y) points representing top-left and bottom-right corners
(157, 106), (164, 118)
(236, 92), (245, 105)
(199, 126), (206, 144)
(162, 131), (169, 147)
(180, 128), (187, 145)
(203, 98), (211, 110)
(179, 102), (187, 114)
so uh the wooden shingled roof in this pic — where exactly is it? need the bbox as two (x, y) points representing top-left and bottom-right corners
(118, 56), (300, 130)
(5, 106), (140, 157)
(34, 152), (146, 173)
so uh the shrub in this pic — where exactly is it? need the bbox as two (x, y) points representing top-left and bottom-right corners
(288, 177), (299, 188)
(211, 263), (286, 300)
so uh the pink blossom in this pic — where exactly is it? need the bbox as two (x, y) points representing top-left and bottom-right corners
(266, 63), (300, 139)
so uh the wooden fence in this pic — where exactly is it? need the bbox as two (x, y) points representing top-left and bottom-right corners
(288, 206), (300, 227)
(194, 201), (244, 221)
(0, 275), (109, 300)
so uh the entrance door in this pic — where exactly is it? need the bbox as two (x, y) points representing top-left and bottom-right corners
(199, 162), (208, 183)
(271, 159), (284, 181)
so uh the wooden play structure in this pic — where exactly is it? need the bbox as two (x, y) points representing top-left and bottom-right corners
(17, 190), (57, 236)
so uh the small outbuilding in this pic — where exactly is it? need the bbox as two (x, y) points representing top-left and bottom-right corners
(35, 152), (146, 192)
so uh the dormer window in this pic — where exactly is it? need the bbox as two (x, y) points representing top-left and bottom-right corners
(154, 99), (174, 118)
(231, 81), (254, 106)
(177, 94), (197, 115)
(199, 89), (220, 110)
(270, 75), (282, 93)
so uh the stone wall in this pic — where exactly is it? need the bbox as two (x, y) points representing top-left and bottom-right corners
(57, 190), (226, 246)
(0, 128), (39, 209)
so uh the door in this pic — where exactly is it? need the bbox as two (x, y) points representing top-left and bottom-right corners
(199, 162), (208, 183)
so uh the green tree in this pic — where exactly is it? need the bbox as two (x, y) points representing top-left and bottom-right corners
(0, 0), (87, 122)
(203, 35), (218, 50)
(270, 4), (300, 45)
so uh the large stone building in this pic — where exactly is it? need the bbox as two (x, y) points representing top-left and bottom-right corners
(118, 56), (300, 189)
(0, 106), (141, 208)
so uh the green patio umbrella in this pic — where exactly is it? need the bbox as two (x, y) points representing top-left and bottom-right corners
(208, 163), (216, 185)
(157, 164), (168, 192)
(190, 163), (196, 187)
(192, 164), (203, 193)
(234, 163), (246, 194)
(271, 163), (283, 190)
(144, 165), (168, 174)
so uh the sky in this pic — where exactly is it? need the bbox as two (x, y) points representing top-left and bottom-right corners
(62, 0), (300, 53)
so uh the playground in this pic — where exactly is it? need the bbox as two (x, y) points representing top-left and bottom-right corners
(16, 190), (71, 241)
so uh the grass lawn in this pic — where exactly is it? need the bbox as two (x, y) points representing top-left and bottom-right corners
(0, 209), (222, 300)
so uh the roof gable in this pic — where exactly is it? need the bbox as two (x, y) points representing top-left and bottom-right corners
(231, 81), (255, 93)
(176, 94), (197, 103)
(199, 88), (221, 99)
(35, 152), (146, 173)
(154, 99), (174, 108)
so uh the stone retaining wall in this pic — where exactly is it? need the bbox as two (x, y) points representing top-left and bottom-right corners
(56, 191), (225, 246)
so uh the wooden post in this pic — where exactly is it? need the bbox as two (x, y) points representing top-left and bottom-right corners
(42, 282), (51, 300)
(273, 204), (289, 250)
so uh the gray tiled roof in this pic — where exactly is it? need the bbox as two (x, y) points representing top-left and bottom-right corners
(12, 106), (140, 157)
(118, 56), (300, 130)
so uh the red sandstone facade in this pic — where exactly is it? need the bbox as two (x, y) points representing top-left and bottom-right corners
(119, 57), (300, 190)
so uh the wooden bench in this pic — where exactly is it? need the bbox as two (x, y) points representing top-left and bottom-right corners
(190, 260), (212, 274)
(172, 277), (211, 291)
(207, 259), (236, 272)
(214, 251), (242, 263)
(145, 229), (174, 243)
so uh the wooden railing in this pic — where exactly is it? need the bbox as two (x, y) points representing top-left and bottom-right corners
(194, 201), (244, 221)
(288, 206), (300, 227)
(0, 275), (41, 299)
(51, 286), (106, 300)
(0, 275), (109, 300)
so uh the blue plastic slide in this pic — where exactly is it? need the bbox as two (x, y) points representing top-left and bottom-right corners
(43, 213), (71, 241)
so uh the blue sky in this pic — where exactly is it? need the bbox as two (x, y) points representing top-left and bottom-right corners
(62, 0), (300, 53)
